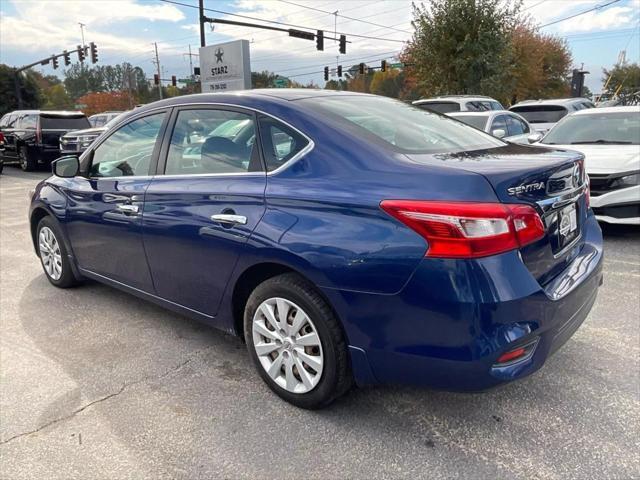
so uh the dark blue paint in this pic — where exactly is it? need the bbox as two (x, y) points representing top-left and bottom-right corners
(29, 90), (603, 392)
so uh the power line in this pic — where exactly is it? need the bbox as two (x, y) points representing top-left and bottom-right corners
(522, 0), (548, 12)
(277, 0), (412, 35)
(538, 0), (622, 29)
(157, 0), (407, 43)
(286, 52), (402, 78)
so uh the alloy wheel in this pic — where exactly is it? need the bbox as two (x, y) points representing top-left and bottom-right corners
(39, 226), (62, 280)
(252, 297), (324, 394)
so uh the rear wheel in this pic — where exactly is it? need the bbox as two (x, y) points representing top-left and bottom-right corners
(37, 217), (79, 288)
(19, 146), (37, 172)
(244, 273), (352, 409)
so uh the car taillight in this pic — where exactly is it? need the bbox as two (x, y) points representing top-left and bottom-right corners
(380, 200), (545, 259)
(0, 132), (4, 142)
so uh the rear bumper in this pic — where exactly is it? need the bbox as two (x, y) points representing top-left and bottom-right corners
(325, 213), (604, 390)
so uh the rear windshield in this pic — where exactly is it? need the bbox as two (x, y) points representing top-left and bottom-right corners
(450, 115), (488, 130)
(416, 102), (460, 114)
(300, 95), (504, 154)
(509, 105), (568, 124)
(541, 111), (640, 145)
(40, 115), (90, 130)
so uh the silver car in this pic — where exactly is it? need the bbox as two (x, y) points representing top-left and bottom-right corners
(448, 110), (533, 144)
(509, 98), (595, 134)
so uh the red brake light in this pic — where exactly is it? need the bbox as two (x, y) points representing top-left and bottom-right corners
(0, 132), (4, 143)
(380, 200), (545, 259)
(496, 347), (527, 364)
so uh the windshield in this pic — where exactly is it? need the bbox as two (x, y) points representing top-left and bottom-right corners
(301, 96), (504, 153)
(542, 111), (640, 145)
(416, 102), (460, 114)
(450, 115), (488, 130)
(510, 105), (568, 124)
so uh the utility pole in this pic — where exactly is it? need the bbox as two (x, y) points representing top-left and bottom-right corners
(184, 44), (198, 79)
(78, 22), (86, 47)
(199, 0), (206, 47)
(153, 42), (163, 100)
(333, 11), (338, 44)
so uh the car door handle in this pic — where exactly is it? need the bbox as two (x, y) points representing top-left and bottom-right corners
(116, 204), (139, 214)
(210, 214), (247, 226)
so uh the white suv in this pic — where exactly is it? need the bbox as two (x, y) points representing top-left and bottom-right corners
(510, 98), (595, 135)
(412, 95), (504, 114)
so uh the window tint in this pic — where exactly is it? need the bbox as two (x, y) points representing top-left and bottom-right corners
(165, 109), (258, 175)
(465, 101), (494, 112)
(6, 114), (17, 127)
(20, 114), (37, 129)
(258, 116), (309, 172)
(417, 102), (460, 113)
(506, 114), (528, 135)
(450, 115), (488, 130)
(92, 116), (105, 127)
(510, 105), (568, 123)
(89, 112), (165, 177)
(490, 115), (508, 135)
(40, 115), (90, 130)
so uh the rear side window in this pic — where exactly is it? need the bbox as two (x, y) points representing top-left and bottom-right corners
(89, 112), (166, 177)
(40, 115), (91, 130)
(416, 102), (460, 114)
(510, 105), (568, 124)
(465, 101), (494, 112)
(258, 116), (309, 172)
(165, 109), (258, 175)
(91, 115), (106, 127)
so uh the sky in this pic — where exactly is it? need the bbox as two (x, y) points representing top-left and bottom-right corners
(0, 0), (639, 95)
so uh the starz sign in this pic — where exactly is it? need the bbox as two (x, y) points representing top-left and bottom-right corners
(199, 40), (251, 92)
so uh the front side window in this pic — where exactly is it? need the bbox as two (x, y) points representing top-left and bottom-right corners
(301, 96), (503, 154)
(92, 116), (106, 127)
(490, 115), (508, 135)
(506, 115), (528, 135)
(541, 111), (640, 145)
(165, 109), (258, 175)
(89, 112), (165, 177)
(258, 116), (309, 172)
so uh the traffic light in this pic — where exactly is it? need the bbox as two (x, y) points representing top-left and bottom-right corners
(171, 75), (177, 87)
(339, 35), (346, 54)
(153, 74), (159, 85)
(51, 56), (58, 69)
(324, 66), (329, 82)
(359, 63), (365, 75)
(337, 65), (342, 77)
(63, 50), (71, 66)
(381, 60), (386, 72)
(89, 42), (98, 64)
(316, 30), (324, 51)
(77, 45), (85, 62)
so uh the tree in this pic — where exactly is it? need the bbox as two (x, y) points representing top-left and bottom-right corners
(404, 0), (521, 104)
(602, 63), (640, 97)
(63, 63), (105, 99)
(252, 70), (278, 88)
(0, 65), (42, 116)
(369, 69), (405, 98)
(508, 23), (572, 104)
(75, 91), (131, 116)
(43, 84), (74, 109)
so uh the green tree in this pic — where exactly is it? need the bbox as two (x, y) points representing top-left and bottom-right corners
(252, 70), (278, 88)
(404, 0), (521, 104)
(63, 63), (104, 99)
(369, 69), (405, 98)
(43, 84), (74, 109)
(602, 63), (640, 97)
(0, 65), (42, 116)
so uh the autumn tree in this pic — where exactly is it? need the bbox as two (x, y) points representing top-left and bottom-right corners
(75, 91), (131, 116)
(369, 69), (405, 98)
(508, 23), (572, 104)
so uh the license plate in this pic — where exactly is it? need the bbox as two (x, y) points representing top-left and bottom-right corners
(558, 203), (578, 247)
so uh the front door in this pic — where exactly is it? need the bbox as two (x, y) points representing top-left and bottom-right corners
(142, 107), (266, 317)
(64, 111), (168, 292)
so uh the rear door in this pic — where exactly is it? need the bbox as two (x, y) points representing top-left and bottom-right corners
(142, 106), (267, 317)
(64, 110), (169, 291)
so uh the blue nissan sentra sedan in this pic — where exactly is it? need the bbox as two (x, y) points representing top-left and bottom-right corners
(29, 90), (603, 408)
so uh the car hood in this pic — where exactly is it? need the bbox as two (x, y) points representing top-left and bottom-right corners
(62, 127), (107, 137)
(538, 144), (640, 174)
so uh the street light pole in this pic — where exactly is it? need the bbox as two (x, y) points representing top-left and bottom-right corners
(199, 0), (206, 47)
(154, 42), (163, 100)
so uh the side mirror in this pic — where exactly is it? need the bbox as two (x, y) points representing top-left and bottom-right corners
(492, 128), (506, 138)
(52, 156), (79, 178)
(527, 133), (543, 144)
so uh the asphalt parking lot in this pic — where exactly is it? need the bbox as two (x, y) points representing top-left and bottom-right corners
(1, 167), (638, 480)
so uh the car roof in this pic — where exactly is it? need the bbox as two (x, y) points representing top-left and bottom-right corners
(5, 110), (85, 116)
(413, 96), (497, 104)
(448, 110), (514, 117)
(511, 98), (591, 107)
(572, 105), (640, 115)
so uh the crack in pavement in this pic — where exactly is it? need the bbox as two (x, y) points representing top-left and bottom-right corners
(0, 346), (212, 446)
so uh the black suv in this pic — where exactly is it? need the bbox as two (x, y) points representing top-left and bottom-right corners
(0, 110), (90, 171)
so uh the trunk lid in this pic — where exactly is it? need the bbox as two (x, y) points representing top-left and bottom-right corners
(405, 143), (589, 285)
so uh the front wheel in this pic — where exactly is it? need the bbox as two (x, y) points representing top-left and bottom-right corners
(244, 273), (352, 409)
(37, 217), (79, 288)
(19, 146), (37, 172)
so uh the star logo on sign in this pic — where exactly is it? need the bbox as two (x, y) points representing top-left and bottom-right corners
(215, 48), (224, 64)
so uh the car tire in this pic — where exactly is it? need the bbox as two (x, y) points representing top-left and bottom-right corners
(244, 273), (353, 409)
(19, 146), (37, 172)
(36, 217), (79, 288)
